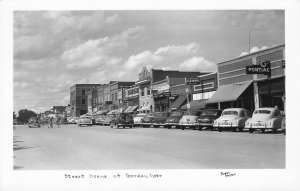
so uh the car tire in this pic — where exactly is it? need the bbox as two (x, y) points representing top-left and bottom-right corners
(232, 128), (236, 132)
(273, 129), (278, 134)
(181, 126), (185, 130)
(218, 127), (222, 132)
(261, 129), (265, 133)
(198, 127), (202, 131)
(249, 128), (254, 133)
(238, 127), (243, 132)
(283, 129), (286, 135)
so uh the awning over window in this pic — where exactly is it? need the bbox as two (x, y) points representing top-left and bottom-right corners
(93, 110), (109, 116)
(123, 106), (133, 113)
(206, 81), (253, 104)
(170, 95), (187, 110)
(107, 109), (117, 115)
(125, 105), (138, 113)
(181, 99), (208, 110)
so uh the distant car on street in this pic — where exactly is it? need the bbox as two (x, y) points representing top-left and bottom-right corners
(103, 115), (116, 126)
(77, 116), (93, 127)
(95, 115), (106, 125)
(152, 112), (170, 128)
(133, 113), (147, 127)
(213, 108), (251, 132)
(140, 113), (155, 128)
(111, 113), (134, 128)
(197, 109), (223, 131)
(245, 107), (283, 133)
(28, 117), (41, 128)
(164, 110), (184, 129)
(179, 110), (203, 130)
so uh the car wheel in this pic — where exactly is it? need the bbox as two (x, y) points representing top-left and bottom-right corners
(218, 127), (222, 132)
(283, 129), (286, 135)
(198, 127), (202, 131)
(181, 126), (185, 130)
(273, 129), (278, 134)
(238, 127), (243, 132)
(167, 125), (171, 129)
(249, 128), (254, 133)
(232, 128), (236, 132)
(261, 129), (265, 133)
(130, 125), (133, 128)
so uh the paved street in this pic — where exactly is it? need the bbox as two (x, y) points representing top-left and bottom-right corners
(13, 124), (285, 170)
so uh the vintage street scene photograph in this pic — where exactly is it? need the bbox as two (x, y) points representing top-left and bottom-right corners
(13, 10), (285, 170)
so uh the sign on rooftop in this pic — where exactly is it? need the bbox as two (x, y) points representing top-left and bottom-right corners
(185, 77), (200, 85)
(246, 60), (271, 77)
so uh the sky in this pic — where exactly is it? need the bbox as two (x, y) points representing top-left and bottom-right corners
(13, 10), (285, 113)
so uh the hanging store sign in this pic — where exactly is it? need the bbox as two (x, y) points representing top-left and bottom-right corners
(246, 60), (271, 77)
(185, 77), (200, 85)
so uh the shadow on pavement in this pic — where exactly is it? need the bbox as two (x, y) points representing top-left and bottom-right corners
(13, 145), (39, 151)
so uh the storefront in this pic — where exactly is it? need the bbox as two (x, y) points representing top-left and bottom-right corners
(153, 92), (171, 112)
(206, 44), (285, 113)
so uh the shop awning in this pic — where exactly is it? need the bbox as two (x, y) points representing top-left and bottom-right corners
(206, 81), (253, 104)
(93, 110), (109, 116)
(125, 105), (138, 113)
(123, 106), (133, 113)
(181, 99), (208, 110)
(137, 106), (150, 111)
(107, 109), (117, 115)
(170, 95), (187, 110)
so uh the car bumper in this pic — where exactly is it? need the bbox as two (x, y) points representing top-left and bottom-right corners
(165, 123), (179, 126)
(179, 123), (198, 127)
(213, 124), (239, 128)
(198, 122), (213, 127)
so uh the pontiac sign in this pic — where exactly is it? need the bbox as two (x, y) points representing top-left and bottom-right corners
(246, 61), (271, 76)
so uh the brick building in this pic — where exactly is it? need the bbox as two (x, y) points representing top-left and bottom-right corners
(70, 84), (102, 117)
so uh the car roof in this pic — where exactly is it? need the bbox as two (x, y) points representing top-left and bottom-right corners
(255, 107), (277, 111)
(223, 108), (245, 111)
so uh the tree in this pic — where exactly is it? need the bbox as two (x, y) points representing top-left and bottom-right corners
(17, 109), (37, 124)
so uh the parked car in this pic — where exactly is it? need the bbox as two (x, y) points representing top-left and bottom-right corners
(245, 107), (283, 133)
(95, 115), (106, 125)
(140, 113), (155, 128)
(133, 113), (147, 127)
(213, 108), (251, 132)
(164, 110), (184, 129)
(103, 115), (117, 126)
(77, 116), (93, 127)
(28, 117), (41, 128)
(179, 110), (203, 130)
(197, 109), (223, 131)
(111, 113), (134, 128)
(152, 112), (170, 128)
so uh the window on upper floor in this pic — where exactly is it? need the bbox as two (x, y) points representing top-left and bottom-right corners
(82, 99), (86, 105)
(82, 90), (85, 95)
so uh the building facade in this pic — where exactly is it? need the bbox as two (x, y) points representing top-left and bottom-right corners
(70, 84), (101, 117)
(206, 44), (285, 113)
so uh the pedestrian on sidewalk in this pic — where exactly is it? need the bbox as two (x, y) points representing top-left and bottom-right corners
(56, 117), (61, 128)
(49, 117), (53, 128)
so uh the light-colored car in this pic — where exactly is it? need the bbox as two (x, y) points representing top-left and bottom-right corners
(213, 108), (251, 132)
(133, 113), (147, 127)
(179, 110), (203, 130)
(77, 116), (93, 127)
(245, 107), (283, 133)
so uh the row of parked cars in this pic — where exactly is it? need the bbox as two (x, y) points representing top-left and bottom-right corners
(73, 107), (286, 134)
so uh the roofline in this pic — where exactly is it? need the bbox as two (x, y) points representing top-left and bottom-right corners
(217, 44), (285, 66)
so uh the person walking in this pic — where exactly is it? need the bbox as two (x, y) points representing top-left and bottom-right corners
(49, 117), (53, 128)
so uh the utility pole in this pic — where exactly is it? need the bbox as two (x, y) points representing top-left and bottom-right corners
(248, 29), (251, 53)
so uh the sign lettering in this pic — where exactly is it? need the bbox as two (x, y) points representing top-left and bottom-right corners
(246, 61), (271, 77)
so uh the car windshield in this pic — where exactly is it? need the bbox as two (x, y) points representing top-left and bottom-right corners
(170, 111), (183, 117)
(156, 113), (168, 117)
(222, 111), (238, 116)
(183, 110), (201, 116)
(201, 110), (219, 116)
(254, 110), (271, 114)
